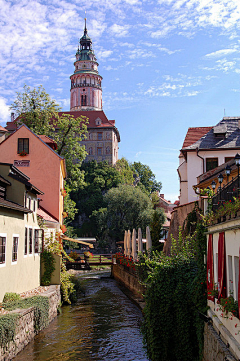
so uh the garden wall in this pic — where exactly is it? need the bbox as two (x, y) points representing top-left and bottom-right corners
(0, 285), (60, 361)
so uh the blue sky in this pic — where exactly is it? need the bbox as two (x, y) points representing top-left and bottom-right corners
(1, 0), (240, 202)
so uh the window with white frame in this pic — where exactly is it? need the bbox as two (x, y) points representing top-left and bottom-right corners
(12, 237), (18, 262)
(29, 228), (33, 254)
(24, 228), (28, 255)
(0, 236), (6, 264)
(34, 229), (43, 253)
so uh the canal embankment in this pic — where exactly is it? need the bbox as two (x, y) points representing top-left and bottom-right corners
(14, 274), (148, 361)
(0, 285), (60, 361)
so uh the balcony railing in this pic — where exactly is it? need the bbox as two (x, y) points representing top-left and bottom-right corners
(212, 175), (239, 213)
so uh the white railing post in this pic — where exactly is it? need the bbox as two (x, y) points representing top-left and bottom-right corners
(146, 226), (152, 252)
(132, 228), (137, 261)
(138, 228), (143, 255)
(127, 230), (131, 257)
(124, 230), (127, 256)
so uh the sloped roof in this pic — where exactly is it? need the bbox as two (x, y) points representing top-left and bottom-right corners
(183, 117), (240, 151)
(37, 206), (59, 223)
(57, 111), (120, 142)
(0, 198), (31, 213)
(0, 126), (7, 132)
(38, 135), (57, 150)
(182, 126), (213, 149)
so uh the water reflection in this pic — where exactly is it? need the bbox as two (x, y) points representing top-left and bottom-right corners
(15, 276), (148, 361)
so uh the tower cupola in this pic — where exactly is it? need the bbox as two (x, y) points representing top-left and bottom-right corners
(70, 19), (103, 111)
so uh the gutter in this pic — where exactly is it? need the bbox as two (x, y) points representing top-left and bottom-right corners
(196, 147), (205, 174)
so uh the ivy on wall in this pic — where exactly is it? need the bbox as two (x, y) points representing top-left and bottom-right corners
(137, 216), (207, 361)
(41, 250), (56, 286)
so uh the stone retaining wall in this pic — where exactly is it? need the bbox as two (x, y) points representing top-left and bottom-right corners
(111, 264), (145, 308)
(203, 322), (237, 361)
(0, 285), (60, 361)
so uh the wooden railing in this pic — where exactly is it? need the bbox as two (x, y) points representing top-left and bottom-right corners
(65, 254), (113, 270)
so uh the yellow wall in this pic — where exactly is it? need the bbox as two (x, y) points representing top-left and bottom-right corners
(0, 203), (41, 302)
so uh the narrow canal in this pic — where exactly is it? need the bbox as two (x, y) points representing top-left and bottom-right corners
(15, 274), (149, 361)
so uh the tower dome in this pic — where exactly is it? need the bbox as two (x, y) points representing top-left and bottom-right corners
(70, 19), (103, 111)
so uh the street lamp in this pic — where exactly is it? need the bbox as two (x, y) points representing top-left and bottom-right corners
(211, 180), (216, 191)
(235, 153), (240, 193)
(225, 165), (231, 182)
(218, 173), (223, 202)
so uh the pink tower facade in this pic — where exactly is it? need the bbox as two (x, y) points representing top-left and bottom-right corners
(70, 20), (102, 111)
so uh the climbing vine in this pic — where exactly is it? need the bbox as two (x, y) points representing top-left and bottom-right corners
(41, 250), (56, 286)
(2, 295), (50, 332)
(0, 313), (19, 351)
(137, 213), (207, 361)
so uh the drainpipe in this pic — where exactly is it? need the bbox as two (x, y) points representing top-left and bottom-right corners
(196, 147), (205, 174)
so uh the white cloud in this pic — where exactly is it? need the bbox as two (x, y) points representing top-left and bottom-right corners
(110, 24), (130, 37)
(205, 48), (238, 58)
(0, 96), (10, 123)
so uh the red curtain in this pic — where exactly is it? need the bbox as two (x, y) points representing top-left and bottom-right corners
(238, 247), (240, 317)
(218, 232), (226, 300)
(207, 234), (214, 301)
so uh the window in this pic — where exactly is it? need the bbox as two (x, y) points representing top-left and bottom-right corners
(97, 132), (103, 140)
(206, 158), (218, 172)
(106, 132), (110, 140)
(225, 157), (233, 163)
(12, 237), (18, 262)
(106, 146), (110, 154)
(89, 147), (93, 155)
(228, 255), (233, 295)
(234, 256), (239, 299)
(33, 200), (36, 212)
(25, 228), (28, 255)
(34, 229), (43, 253)
(97, 148), (102, 155)
(29, 228), (33, 254)
(81, 95), (87, 106)
(28, 197), (31, 210)
(18, 138), (29, 154)
(0, 236), (6, 264)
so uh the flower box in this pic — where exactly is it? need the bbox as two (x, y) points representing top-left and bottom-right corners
(214, 299), (240, 343)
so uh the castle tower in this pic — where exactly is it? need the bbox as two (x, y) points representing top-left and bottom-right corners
(70, 19), (102, 111)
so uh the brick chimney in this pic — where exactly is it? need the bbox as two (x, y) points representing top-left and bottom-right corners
(11, 112), (15, 122)
(160, 194), (164, 199)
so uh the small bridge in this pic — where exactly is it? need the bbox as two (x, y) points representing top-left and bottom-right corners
(65, 254), (113, 270)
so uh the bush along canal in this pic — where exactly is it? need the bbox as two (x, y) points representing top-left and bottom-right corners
(14, 273), (149, 361)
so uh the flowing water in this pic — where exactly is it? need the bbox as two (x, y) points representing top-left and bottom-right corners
(15, 274), (149, 361)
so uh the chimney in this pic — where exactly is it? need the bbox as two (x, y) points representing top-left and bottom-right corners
(11, 112), (15, 122)
(160, 194), (164, 199)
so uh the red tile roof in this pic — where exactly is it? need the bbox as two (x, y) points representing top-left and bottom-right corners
(58, 110), (115, 128)
(37, 206), (59, 223)
(38, 135), (57, 150)
(182, 127), (213, 149)
(0, 126), (7, 132)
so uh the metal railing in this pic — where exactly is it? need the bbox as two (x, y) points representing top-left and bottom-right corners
(212, 175), (239, 213)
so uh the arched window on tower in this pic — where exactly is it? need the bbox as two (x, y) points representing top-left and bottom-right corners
(81, 95), (87, 106)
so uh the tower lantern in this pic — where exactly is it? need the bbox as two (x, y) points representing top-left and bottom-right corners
(70, 19), (102, 111)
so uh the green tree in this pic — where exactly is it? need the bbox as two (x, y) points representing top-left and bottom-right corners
(10, 84), (61, 135)
(92, 184), (154, 245)
(132, 161), (162, 194)
(150, 208), (166, 251)
(114, 158), (135, 185)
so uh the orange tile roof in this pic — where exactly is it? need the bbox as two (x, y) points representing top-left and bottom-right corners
(182, 126), (213, 149)
(0, 126), (7, 132)
(37, 206), (59, 223)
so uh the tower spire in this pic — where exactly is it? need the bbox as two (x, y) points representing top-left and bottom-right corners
(84, 16), (87, 35)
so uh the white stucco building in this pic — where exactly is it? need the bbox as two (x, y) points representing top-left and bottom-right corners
(178, 117), (240, 205)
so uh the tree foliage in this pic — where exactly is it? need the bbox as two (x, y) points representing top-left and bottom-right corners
(132, 161), (162, 194)
(150, 208), (166, 251)
(92, 184), (154, 244)
(10, 84), (61, 135)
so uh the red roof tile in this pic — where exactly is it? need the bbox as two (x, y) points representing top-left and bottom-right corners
(0, 126), (7, 132)
(58, 110), (115, 128)
(182, 127), (213, 149)
(37, 206), (59, 223)
(38, 135), (58, 150)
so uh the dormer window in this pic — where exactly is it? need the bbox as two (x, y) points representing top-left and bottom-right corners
(95, 117), (102, 126)
(18, 138), (29, 154)
(213, 124), (227, 139)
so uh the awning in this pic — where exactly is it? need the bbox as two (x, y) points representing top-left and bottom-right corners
(61, 235), (94, 249)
